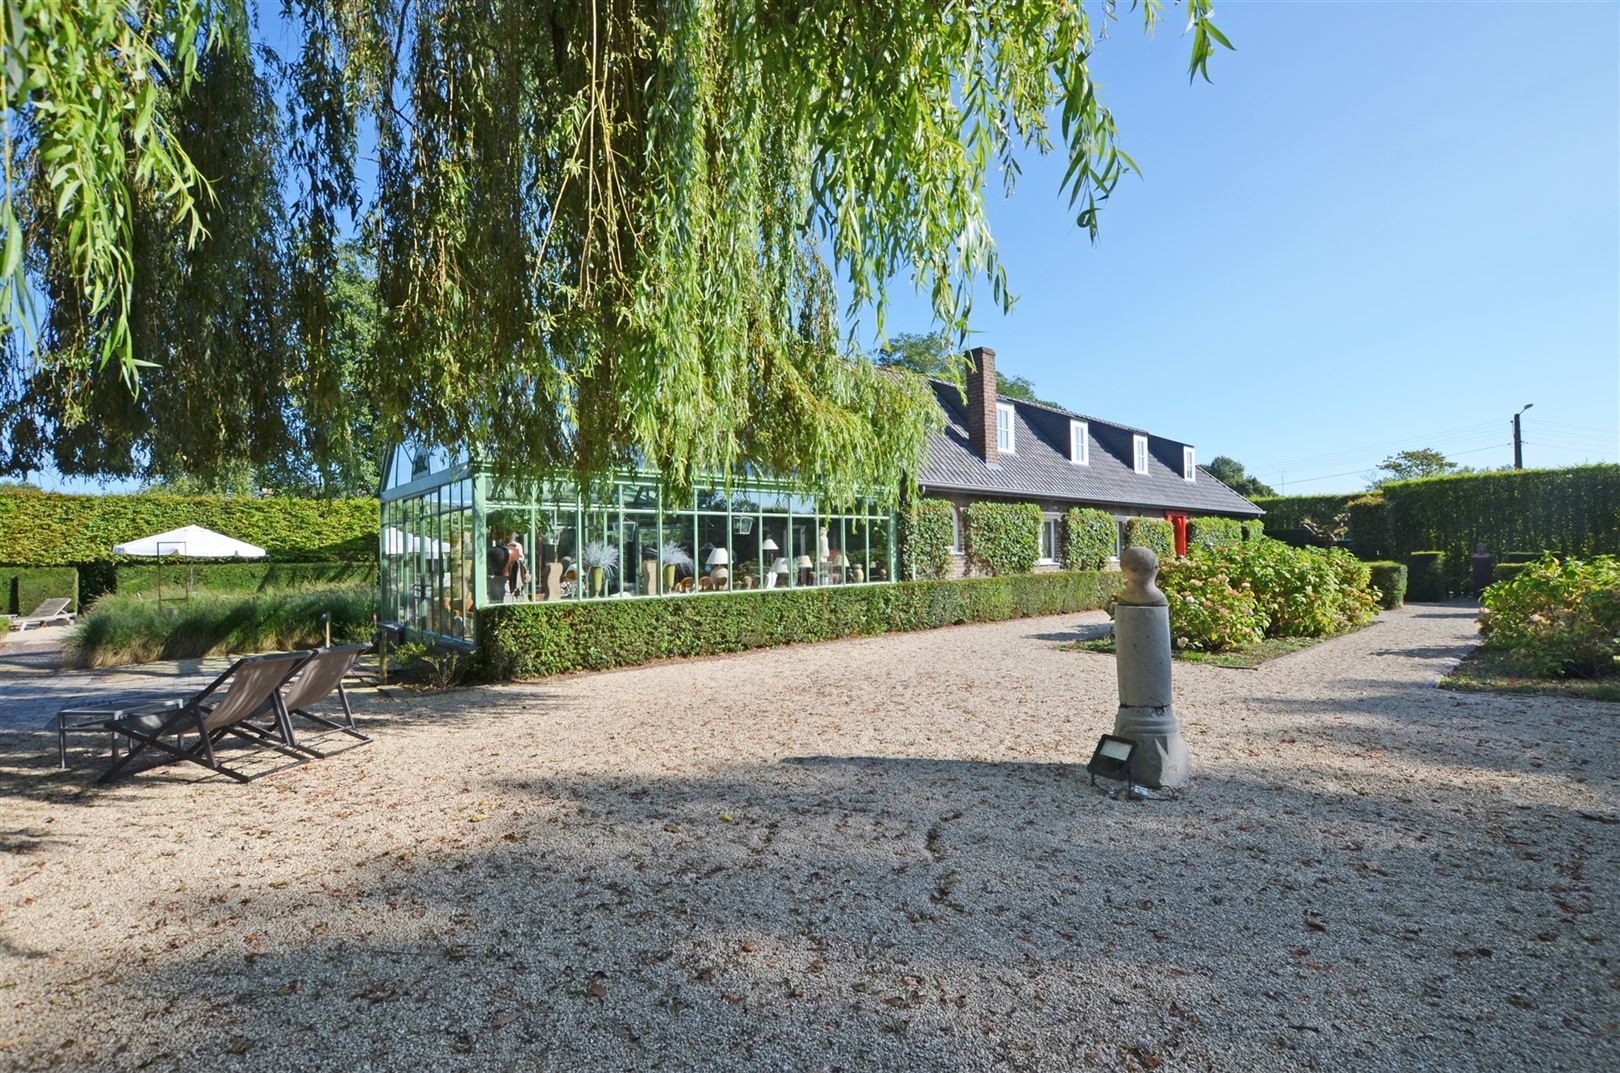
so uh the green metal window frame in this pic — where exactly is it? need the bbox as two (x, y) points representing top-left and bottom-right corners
(380, 454), (896, 648)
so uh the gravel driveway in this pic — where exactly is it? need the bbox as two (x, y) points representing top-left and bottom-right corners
(0, 603), (1614, 1072)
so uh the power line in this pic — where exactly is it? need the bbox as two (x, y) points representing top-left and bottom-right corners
(1267, 419), (1504, 471)
(1282, 442), (1512, 489)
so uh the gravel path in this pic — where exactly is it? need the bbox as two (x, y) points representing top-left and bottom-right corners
(0, 603), (1614, 1072)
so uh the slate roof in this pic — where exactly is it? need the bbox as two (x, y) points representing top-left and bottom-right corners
(918, 381), (1264, 517)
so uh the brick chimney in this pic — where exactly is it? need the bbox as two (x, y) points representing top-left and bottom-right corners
(965, 346), (998, 463)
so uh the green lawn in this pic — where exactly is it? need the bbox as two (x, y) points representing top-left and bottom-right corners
(1063, 631), (1355, 670)
(1439, 646), (1620, 703)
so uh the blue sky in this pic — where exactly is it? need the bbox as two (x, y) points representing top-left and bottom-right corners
(870, 0), (1619, 492)
(35, 1), (1619, 495)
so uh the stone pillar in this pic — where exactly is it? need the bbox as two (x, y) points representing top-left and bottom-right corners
(1111, 547), (1190, 789)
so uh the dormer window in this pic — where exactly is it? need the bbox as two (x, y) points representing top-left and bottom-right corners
(1183, 446), (1197, 481)
(996, 403), (1016, 454)
(1069, 420), (1089, 465)
(1132, 434), (1149, 475)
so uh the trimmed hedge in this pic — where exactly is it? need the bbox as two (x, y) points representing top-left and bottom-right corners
(1365, 561), (1408, 609)
(1493, 562), (1531, 586)
(477, 570), (1124, 680)
(1122, 517), (1174, 559)
(0, 489), (378, 565)
(1186, 516), (1243, 551)
(113, 560), (376, 598)
(1062, 508), (1117, 571)
(1255, 465), (1620, 589)
(901, 498), (957, 580)
(1405, 551), (1448, 601)
(2, 566), (79, 615)
(1240, 519), (1264, 542)
(963, 501), (1041, 576)
(1250, 494), (1354, 533)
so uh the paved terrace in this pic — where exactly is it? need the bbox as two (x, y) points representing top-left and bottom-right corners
(0, 604), (1614, 1072)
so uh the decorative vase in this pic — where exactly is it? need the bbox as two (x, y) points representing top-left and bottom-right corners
(852, 565), (865, 583)
(663, 564), (676, 592)
(590, 566), (605, 596)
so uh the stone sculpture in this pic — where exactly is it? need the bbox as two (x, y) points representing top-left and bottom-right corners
(1111, 546), (1189, 788)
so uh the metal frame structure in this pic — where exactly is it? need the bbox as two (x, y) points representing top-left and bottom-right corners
(378, 444), (898, 649)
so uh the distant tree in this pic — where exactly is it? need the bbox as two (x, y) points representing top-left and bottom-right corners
(0, 478), (40, 492)
(874, 332), (1061, 407)
(1374, 449), (1459, 485)
(1205, 455), (1276, 498)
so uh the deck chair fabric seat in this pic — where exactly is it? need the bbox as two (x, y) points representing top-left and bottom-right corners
(255, 644), (372, 758)
(97, 651), (314, 784)
(11, 598), (74, 631)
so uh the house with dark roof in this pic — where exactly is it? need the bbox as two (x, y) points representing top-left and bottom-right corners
(919, 347), (1263, 573)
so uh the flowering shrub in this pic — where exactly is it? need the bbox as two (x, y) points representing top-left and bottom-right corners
(1479, 554), (1620, 678)
(1159, 556), (1266, 652)
(1156, 539), (1380, 651)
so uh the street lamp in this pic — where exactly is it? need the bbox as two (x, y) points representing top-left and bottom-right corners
(1513, 403), (1533, 470)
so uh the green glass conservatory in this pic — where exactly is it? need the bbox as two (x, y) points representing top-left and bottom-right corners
(379, 445), (897, 647)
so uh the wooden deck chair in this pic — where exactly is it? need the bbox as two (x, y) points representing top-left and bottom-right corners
(261, 644), (372, 758)
(11, 598), (73, 631)
(97, 651), (313, 784)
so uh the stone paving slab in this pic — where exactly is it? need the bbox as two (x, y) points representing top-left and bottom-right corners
(0, 640), (236, 735)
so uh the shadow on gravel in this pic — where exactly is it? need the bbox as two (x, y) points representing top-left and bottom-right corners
(13, 751), (1614, 1072)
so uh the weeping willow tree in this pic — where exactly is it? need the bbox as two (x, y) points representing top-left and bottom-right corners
(1, 0), (1230, 502)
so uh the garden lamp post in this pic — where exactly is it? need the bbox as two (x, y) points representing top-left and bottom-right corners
(1513, 403), (1533, 470)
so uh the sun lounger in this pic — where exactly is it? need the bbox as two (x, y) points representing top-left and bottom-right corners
(96, 651), (314, 784)
(258, 644), (373, 758)
(10, 598), (74, 631)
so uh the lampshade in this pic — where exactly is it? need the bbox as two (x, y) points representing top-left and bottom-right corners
(706, 547), (730, 566)
(762, 538), (779, 552)
(770, 557), (789, 574)
(794, 554), (813, 568)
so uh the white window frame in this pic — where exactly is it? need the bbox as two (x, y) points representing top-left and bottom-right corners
(1133, 434), (1149, 475)
(1039, 514), (1061, 563)
(1183, 446), (1197, 482)
(1069, 420), (1089, 465)
(996, 403), (1016, 454)
(949, 506), (963, 552)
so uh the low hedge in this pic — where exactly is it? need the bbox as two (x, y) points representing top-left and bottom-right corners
(1, 566), (80, 615)
(113, 560), (376, 598)
(1365, 561), (1408, 609)
(1123, 517), (1174, 559)
(1241, 519), (1264, 542)
(1405, 551), (1448, 601)
(477, 570), (1124, 680)
(964, 501), (1041, 575)
(64, 586), (376, 668)
(1062, 508), (1117, 571)
(1479, 554), (1620, 678)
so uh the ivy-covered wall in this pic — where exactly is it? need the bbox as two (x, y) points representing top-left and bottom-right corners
(1061, 508), (1116, 571)
(963, 501), (1042, 575)
(900, 498), (957, 580)
(0, 490), (378, 565)
(1122, 517), (1174, 559)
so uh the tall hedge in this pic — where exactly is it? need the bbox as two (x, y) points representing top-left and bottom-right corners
(963, 501), (1041, 576)
(901, 498), (957, 580)
(477, 570), (1123, 680)
(1122, 517), (1174, 559)
(0, 490), (379, 565)
(113, 560), (377, 598)
(2, 566), (79, 614)
(1186, 515), (1243, 551)
(1253, 465), (1620, 588)
(1405, 551), (1448, 601)
(1249, 494), (1354, 533)
(1062, 507), (1117, 571)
